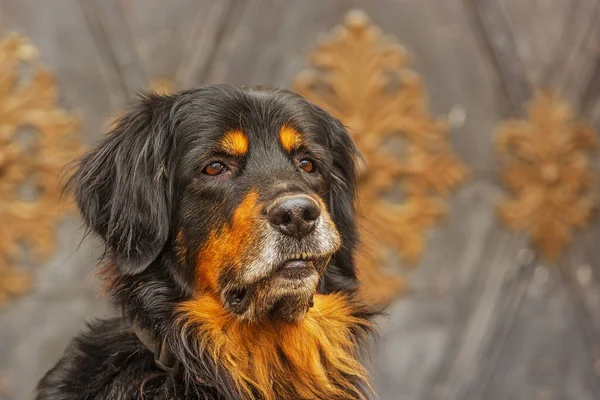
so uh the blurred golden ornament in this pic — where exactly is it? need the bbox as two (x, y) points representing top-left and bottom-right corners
(0, 33), (84, 306)
(295, 10), (469, 304)
(496, 91), (597, 260)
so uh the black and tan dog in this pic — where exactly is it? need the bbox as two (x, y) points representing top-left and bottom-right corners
(36, 85), (376, 400)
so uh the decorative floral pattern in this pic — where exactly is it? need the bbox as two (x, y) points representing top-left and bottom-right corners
(0, 34), (84, 306)
(294, 10), (469, 304)
(496, 91), (597, 260)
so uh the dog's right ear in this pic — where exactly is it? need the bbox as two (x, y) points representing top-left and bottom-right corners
(67, 93), (176, 274)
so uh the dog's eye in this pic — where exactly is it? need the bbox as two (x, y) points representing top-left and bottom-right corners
(299, 158), (315, 173)
(203, 162), (226, 176)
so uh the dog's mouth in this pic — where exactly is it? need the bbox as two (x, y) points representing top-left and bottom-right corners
(272, 250), (336, 283)
(224, 250), (334, 322)
(275, 259), (315, 280)
(274, 252), (320, 280)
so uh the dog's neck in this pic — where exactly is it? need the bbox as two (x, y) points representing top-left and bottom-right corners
(175, 292), (373, 400)
(100, 261), (373, 398)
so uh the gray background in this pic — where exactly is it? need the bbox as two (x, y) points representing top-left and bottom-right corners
(2, 1), (600, 399)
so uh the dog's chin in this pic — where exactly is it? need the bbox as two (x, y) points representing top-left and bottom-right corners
(264, 260), (320, 323)
(227, 258), (325, 323)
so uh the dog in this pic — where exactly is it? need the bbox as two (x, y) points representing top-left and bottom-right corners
(35, 85), (376, 400)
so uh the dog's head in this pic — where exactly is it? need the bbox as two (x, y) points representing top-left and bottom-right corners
(69, 85), (360, 323)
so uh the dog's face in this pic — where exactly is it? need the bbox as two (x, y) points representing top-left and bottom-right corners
(179, 123), (343, 322)
(70, 85), (359, 323)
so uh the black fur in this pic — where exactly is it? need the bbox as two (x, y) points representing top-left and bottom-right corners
(36, 85), (374, 400)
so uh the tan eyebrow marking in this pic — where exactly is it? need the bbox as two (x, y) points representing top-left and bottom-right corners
(220, 130), (249, 156)
(279, 125), (303, 152)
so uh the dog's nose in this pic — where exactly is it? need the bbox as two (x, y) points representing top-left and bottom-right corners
(268, 195), (321, 237)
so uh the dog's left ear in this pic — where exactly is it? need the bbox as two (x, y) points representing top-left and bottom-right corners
(312, 106), (362, 292)
(67, 93), (176, 274)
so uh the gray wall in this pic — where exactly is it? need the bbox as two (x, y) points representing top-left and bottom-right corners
(1, 1), (600, 399)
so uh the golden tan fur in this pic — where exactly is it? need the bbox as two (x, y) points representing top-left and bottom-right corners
(195, 192), (260, 292)
(178, 293), (372, 400)
(220, 130), (249, 156)
(279, 125), (304, 152)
